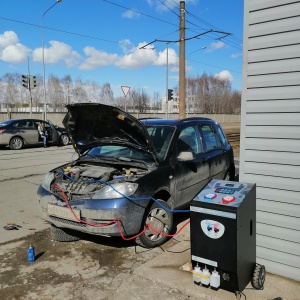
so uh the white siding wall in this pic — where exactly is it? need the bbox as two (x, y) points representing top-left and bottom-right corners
(240, 0), (300, 281)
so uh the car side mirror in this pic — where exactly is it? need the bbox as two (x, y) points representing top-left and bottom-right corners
(177, 151), (195, 161)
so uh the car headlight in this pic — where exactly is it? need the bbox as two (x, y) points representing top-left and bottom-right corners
(92, 182), (138, 199)
(41, 172), (55, 192)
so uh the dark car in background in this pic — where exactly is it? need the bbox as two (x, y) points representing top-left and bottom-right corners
(37, 103), (235, 248)
(0, 119), (70, 150)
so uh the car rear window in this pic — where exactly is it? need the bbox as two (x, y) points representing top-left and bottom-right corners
(0, 120), (13, 127)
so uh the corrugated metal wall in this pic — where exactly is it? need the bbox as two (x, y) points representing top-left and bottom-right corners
(240, 0), (300, 281)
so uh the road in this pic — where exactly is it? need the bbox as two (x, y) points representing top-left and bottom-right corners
(0, 145), (76, 244)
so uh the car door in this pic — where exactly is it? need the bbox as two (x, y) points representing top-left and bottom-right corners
(172, 125), (210, 208)
(47, 120), (59, 143)
(199, 124), (227, 179)
(16, 120), (39, 144)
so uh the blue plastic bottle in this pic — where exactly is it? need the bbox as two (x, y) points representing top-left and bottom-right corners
(27, 245), (35, 262)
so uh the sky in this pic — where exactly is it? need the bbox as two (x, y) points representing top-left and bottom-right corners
(1, 0), (244, 98)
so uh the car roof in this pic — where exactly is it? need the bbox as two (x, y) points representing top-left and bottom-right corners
(5, 118), (44, 122)
(140, 117), (217, 127)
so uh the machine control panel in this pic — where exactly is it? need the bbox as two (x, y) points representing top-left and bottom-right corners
(193, 180), (253, 207)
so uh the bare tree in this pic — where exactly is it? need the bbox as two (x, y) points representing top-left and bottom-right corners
(47, 74), (64, 112)
(72, 78), (88, 103)
(186, 73), (240, 114)
(152, 91), (161, 112)
(3, 73), (19, 111)
(61, 75), (72, 106)
(100, 83), (114, 105)
(131, 88), (150, 113)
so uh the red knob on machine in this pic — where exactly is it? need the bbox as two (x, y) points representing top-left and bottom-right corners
(222, 195), (236, 204)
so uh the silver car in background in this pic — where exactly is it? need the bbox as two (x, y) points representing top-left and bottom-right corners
(0, 119), (70, 150)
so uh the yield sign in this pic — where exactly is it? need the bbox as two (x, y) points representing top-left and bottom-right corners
(121, 85), (130, 97)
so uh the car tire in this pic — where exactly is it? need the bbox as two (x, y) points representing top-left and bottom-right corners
(136, 200), (173, 248)
(50, 224), (80, 242)
(59, 134), (70, 146)
(224, 167), (235, 181)
(251, 263), (266, 290)
(9, 137), (24, 150)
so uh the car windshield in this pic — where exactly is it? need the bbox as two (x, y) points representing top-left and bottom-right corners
(86, 145), (155, 164)
(145, 125), (175, 160)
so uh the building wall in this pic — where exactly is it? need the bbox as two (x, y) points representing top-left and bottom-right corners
(240, 0), (300, 280)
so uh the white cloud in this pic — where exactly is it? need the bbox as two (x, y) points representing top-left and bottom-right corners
(231, 52), (242, 59)
(79, 47), (118, 70)
(154, 48), (178, 66)
(208, 41), (225, 52)
(215, 70), (233, 82)
(116, 42), (157, 69)
(122, 10), (140, 19)
(116, 41), (178, 69)
(32, 40), (80, 67)
(119, 39), (135, 55)
(0, 31), (30, 63)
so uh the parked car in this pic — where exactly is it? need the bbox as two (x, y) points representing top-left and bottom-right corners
(37, 103), (235, 248)
(0, 119), (70, 150)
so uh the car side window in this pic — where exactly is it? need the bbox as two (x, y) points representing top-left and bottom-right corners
(201, 124), (221, 151)
(215, 124), (227, 145)
(13, 120), (33, 129)
(177, 126), (202, 154)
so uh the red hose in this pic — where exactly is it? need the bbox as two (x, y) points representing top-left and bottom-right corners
(53, 184), (190, 241)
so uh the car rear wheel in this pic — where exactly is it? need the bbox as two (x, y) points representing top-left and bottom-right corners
(136, 200), (173, 248)
(59, 134), (70, 146)
(9, 137), (24, 150)
(50, 224), (80, 242)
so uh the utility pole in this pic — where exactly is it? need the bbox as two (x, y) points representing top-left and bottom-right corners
(179, 1), (186, 119)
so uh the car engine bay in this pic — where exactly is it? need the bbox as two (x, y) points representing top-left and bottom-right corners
(51, 163), (148, 200)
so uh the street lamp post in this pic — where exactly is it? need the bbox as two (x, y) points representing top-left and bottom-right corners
(165, 42), (169, 118)
(42, 0), (62, 121)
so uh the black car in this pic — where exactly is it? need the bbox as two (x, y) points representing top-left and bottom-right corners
(37, 103), (235, 248)
(0, 119), (70, 150)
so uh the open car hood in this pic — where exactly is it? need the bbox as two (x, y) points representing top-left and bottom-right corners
(63, 103), (157, 162)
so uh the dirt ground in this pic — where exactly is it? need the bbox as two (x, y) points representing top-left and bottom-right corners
(0, 218), (196, 300)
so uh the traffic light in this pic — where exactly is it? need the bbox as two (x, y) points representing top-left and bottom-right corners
(30, 76), (37, 89)
(22, 75), (29, 89)
(168, 89), (174, 101)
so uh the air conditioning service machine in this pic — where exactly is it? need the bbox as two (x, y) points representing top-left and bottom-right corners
(190, 179), (266, 297)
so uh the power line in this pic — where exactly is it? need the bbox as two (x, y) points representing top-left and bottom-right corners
(185, 10), (243, 51)
(101, 0), (178, 27)
(157, 0), (180, 17)
(0, 16), (123, 46)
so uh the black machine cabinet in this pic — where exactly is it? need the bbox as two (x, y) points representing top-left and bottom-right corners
(190, 179), (256, 293)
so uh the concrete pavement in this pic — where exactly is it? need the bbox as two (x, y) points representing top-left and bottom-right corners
(134, 221), (300, 300)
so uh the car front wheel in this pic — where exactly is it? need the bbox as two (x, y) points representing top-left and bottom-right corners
(136, 200), (173, 248)
(59, 134), (69, 146)
(9, 137), (24, 150)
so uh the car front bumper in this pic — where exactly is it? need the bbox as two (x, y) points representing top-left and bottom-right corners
(37, 185), (149, 237)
